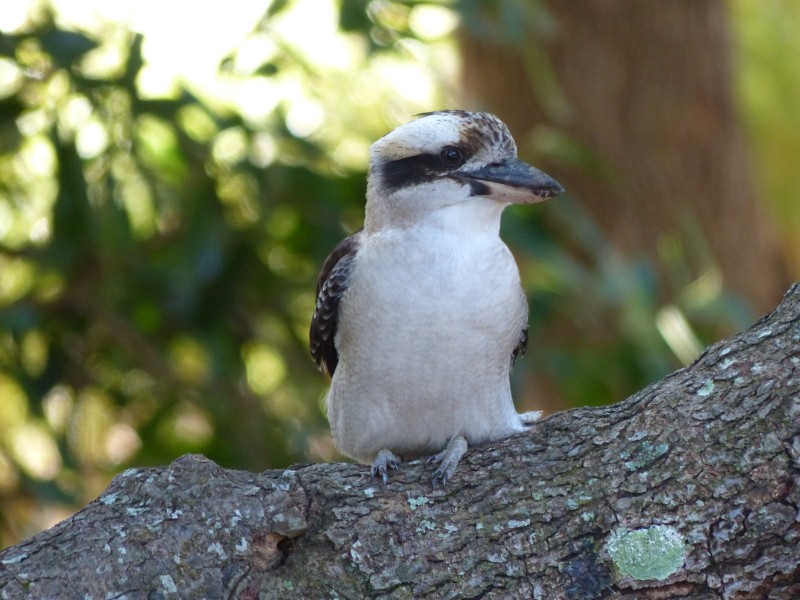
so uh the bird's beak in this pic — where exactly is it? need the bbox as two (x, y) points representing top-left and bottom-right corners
(462, 158), (564, 204)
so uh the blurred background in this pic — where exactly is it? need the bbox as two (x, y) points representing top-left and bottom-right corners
(0, 0), (798, 548)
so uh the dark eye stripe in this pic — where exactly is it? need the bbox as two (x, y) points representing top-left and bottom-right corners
(379, 153), (454, 193)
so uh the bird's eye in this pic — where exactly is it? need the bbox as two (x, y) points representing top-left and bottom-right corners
(439, 146), (465, 168)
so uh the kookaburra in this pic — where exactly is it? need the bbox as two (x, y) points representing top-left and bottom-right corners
(310, 110), (564, 486)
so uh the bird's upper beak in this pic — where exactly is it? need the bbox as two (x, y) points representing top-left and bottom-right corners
(462, 158), (564, 204)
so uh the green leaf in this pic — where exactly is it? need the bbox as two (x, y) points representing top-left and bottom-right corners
(39, 30), (98, 68)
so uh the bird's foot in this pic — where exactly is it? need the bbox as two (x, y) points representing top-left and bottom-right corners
(427, 435), (468, 489)
(370, 449), (401, 486)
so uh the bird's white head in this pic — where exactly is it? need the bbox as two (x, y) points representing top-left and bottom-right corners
(364, 110), (563, 233)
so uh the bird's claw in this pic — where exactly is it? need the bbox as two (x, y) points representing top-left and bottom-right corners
(429, 457), (454, 489)
(427, 435), (467, 489)
(370, 449), (401, 487)
(431, 467), (449, 489)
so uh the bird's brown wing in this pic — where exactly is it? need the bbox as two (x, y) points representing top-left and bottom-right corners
(309, 230), (363, 375)
(511, 326), (528, 366)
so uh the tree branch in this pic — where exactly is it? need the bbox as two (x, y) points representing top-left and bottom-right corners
(2, 285), (800, 599)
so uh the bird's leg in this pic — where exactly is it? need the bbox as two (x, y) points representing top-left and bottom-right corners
(427, 435), (468, 488)
(370, 449), (401, 486)
(519, 410), (542, 425)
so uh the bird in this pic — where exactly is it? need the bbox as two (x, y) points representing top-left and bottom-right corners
(309, 110), (564, 487)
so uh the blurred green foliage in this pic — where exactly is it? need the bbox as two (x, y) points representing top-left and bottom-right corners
(732, 0), (800, 273)
(0, 0), (791, 549)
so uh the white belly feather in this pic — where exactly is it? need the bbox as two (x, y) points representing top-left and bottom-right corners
(327, 225), (528, 463)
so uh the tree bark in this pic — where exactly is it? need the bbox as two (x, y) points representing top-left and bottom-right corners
(461, 0), (790, 314)
(2, 285), (800, 598)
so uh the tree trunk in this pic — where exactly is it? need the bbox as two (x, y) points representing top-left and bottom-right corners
(461, 0), (790, 314)
(1, 285), (799, 598)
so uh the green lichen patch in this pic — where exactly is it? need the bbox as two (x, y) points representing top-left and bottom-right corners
(407, 496), (430, 510)
(506, 519), (530, 529)
(623, 440), (670, 471)
(696, 379), (715, 397)
(415, 519), (436, 534)
(606, 525), (686, 581)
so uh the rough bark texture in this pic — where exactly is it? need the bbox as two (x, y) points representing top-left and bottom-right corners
(461, 0), (790, 313)
(2, 285), (800, 599)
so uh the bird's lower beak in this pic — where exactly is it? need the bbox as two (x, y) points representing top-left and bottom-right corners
(463, 158), (564, 204)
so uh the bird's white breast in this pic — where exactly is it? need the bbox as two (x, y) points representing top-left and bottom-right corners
(327, 219), (528, 463)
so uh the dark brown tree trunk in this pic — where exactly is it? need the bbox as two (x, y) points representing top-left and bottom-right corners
(1, 284), (799, 598)
(461, 0), (789, 314)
